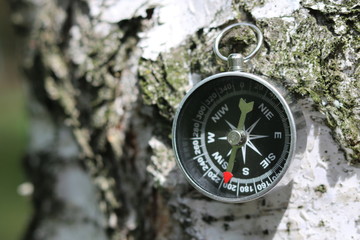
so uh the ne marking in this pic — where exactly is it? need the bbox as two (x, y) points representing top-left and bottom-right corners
(258, 103), (274, 120)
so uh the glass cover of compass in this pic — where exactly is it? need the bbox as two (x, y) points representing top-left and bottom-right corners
(172, 72), (296, 203)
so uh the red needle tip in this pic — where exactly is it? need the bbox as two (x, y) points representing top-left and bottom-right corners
(223, 171), (233, 183)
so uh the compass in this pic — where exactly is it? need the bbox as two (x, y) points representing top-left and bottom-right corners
(172, 23), (297, 203)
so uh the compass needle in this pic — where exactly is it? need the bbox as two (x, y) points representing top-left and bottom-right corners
(237, 98), (254, 130)
(224, 146), (238, 182)
(224, 98), (254, 180)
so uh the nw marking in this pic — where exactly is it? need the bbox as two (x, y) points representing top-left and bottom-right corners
(211, 104), (229, 123)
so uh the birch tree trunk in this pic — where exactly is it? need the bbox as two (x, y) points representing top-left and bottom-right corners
(9, 0), (360, 239)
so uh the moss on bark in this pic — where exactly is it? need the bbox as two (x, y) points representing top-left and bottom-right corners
(139, 1), (360, 164)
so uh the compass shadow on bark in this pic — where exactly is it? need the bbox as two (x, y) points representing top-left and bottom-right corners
(317, 120), (360, 187)
(181, 181), (293, 240)
(235, 181), (294, 240)
(301, 102), (360, 188)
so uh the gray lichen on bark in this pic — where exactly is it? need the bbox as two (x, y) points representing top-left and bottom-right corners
(138, 32), (220, 120)
(256, 9), (360, 164)
(138, 47), (191, 120)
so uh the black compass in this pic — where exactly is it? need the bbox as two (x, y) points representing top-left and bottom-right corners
(172, 23), (297, 203)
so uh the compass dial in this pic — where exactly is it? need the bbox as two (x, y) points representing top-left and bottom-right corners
(172, 72), (296, 202)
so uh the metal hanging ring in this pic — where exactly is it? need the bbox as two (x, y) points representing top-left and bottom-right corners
(213, 22), (263, 62)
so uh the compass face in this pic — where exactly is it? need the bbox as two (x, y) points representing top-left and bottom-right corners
(172, 72), (296, 202)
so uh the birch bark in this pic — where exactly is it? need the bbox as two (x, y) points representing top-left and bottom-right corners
(10, 0), (360, 239)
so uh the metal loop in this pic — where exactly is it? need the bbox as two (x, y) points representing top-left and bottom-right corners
(213, 22), (263, 62)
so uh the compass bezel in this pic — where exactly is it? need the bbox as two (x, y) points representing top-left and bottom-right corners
(172, 71), (297, 203)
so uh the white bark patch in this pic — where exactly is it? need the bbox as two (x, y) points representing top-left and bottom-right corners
(35, 221), (108, 240)
(28, 99), (56, 152)
(89, 0), (163, 23)
(288, 106), (360, 239)
(68, 25), (87, 65)
(55, 166), (107, 225)
(147, 137), (177, 186)
(251, 0), (300, 19)
(56, 125), (80, 160)
(33, 166), (109, 239)
(140, 0), (234, 60)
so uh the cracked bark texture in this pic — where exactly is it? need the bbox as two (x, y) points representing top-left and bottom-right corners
(9, 0), (359, 239)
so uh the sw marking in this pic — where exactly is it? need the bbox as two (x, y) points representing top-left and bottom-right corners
(211, 152), (228, 170)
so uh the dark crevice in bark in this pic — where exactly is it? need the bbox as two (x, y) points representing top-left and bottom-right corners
(120, 98), (170, 240)
(25, 54), (66, 122)
(8, 0), (35, 37)
(58, 1), (74, 49)
(86, 9), (169, 240)
(22, 148), (92, 239)
(305, 6), (360, 36)
(231, 2), (258, 27)
(22, 152), (57, 240)
(306, 8), (337, 36)
(76, 76), (105, 126)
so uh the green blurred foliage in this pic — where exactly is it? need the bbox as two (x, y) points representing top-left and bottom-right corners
(0, 86), (30, 240)
(0, 0), (31, 239)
